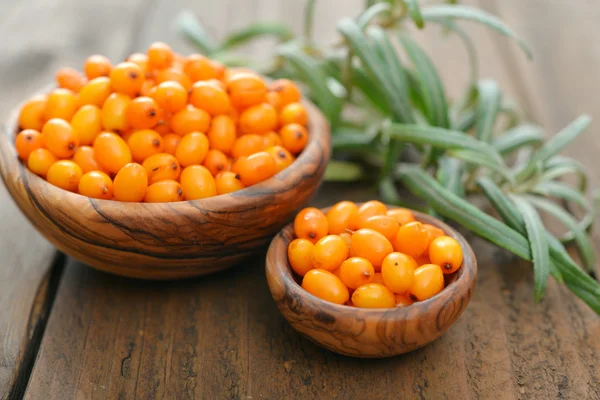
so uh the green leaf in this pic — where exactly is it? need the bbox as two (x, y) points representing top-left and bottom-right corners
(452, 109), (476, 132)
(420, 5), (533, 59)
(220, 22), (294, 50)
(176, 11), (219, 55)
(357, 2), (391, 28)
(448, 149), (514, 183)
(436, 157), (465, 197)
(324, 161), (365, 181)
(492, 124), (544, 155)
(331, 129), (373, 150)
(476, 177), (525, 233)
(304, 0), (317, 40)
(542, 156), (588, 192)
(532, 181), (592, 212)
(437, 21), (478, 87)
(405, 0), (425, 28)
(475, 80), (502, 143)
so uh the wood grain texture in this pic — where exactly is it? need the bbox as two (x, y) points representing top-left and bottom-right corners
(265, 209), (477, 358)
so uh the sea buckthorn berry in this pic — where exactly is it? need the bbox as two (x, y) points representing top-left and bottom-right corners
(18, 95), (47, 131)
(210, 60), (226, 80)
(72, 146), (101, 173)
(351, 283), (395, 309)
(162, 133), (181, 155)
(350, 228), (393, 270)
(78, 171), (113, 199)
(127, 129), (163, 162)
(147, 42), (174, 70)
(189, 81), (231, 116)
(410, 264), (444, 301)
(101, 93), (132, 134)
(279, 102), (308, 126)
(263, 131), (283, 148)
(227, 73), (267, 109)
(126, 96), (160, 129)
(348, 200), (387, 231)
(183, 54), (217, 82)
(339, 232), (352, 249)
(42, 119), (79, 158)
(139, 79), (155, 97)
(231, 134), (264, 159)
(294, 207), (328, 244)
(179, 165), (217, 200)
(170, 105), (211, 136)
(340, 257), (374, 289)
(84, 55), (112, 79)
(280, 123), (308, 154)
(423, 224), (445, 247)
(155, 68), (192, 91)
(127, 53), (149, 76)
(381, 252), (417, 293)
(203, 149), (228, 176)
(326, 201), (358, 235)
(215, 171), (244, 194)
(224, 67), (259, 83)
(235, 151), (276, 187)
(120, 131), (134, 143)
(152, 81), (187, 113)
(144, 180), (184, 203)
(386, 208), (415, 226)
(239, 103), (277, 135)
(265, 145), (293, 173)
(110, 62), (144, 97)
(78, 77), (112, 107)
(270, 79), (302, 106)
(415, 254), (431, 266)
(71, 105), (102, 145)
(113, 163), (148, 202)
(55, 68), (86, 92)
(266, 91), (282, 111)
(394, 221), (430, 258)
(153, 120), (170, 136)
(395, 293), (414, 307)
(46, 160), (82, 192)
(142, 153), (181, 183)
(15, 129), (43, 161)
(429, 236), (463, 274)
(207, 115), (236, 155)
(44, 89), (77, 121)
(288, 238), (315, 276)
(363, 215), (400, 243)
(371, 272), (384, 285)
(301, 269), (349, 305)
(175, 132), (209, 167)
(93, 132), (132, 173)
(27, 148), (57, 177)
(311, 235), (349, 272)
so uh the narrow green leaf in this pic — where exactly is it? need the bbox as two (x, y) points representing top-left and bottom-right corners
(476, 177), (525, 233)
(476, 80), (502, 143)
(421, 5), (533, 59)
(452, 109), (476, 132)
(176, 11), (219, 55)
(437, 157), (465, 197)
(542, 156), (588, 192)
(405, 0), (425, 28)
(357, 2), (391, 28)
(331, 129), (373, 150)
(324, 161), (365, 181)
(448, 149), (514, 183)
(304, 0), (317, 40)
(565, 282), (600, 314)
(220, 22), (293, 50)
(532, 181), (592, 212)
(492, 124), (544, 155)
(437, 21), (478, 87)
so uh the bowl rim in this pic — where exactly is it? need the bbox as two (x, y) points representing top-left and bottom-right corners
(266, 204), (478, 317)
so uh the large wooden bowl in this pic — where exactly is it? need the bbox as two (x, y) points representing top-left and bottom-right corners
(265, 208), (477, 358)
(0, 95), (330, 279)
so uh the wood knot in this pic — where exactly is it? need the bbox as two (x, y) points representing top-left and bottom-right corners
(314, 311), (336, 325)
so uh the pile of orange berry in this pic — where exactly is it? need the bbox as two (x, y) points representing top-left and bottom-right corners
(15, 42), (309, 202)
(288, 201), (464, 308)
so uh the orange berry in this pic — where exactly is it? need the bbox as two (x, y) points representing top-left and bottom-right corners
(224, 67), (258, 83)
(15, 129), (43, 161)
(203, 149), (228, 176)
(210, 60), (226, 80)
(340, 257), (374, 289)
(84, 55), (112, 79)
(162, 133), (181, 155)
(139, 79), (155, 97)
(381, 252), (417, 293)
(42, 119), (79, 159)
(395, 293), (414, 307)
(78, 77), (112, 107)
(93, 132), (132, 173)
(231, 134), (264, 159)
(394, 221), (430, 258)
(326, 201), (358, 235)
(71, 105), (102, 145)
(179, 165), (217, 200)
(127, 52), (149, 74)
(189, 81), (231, 116)
(410, 264), (444, 301)
(110, 62), (144, 97)
(263, 131), (283, 148)
(170, 105), (211, 136)
(350, 228), (393, 270)
(239, 103), (277, 135)
(415, 254), (431, 266)
(294, 207), (328, 244)
(155, 68), (192, 91)
(270, 79), (302, 106)
(351, 283), (395, 308)
(152, 81), (187, 113)
(215, 171), (244, 194)
(18, 95), (47, 131)
(207, 115), (236, 155)
(363, 215), (400, 243)
(339, 232), (352, 249)
(55, 68), (86, 92)
(78, 171), (113, 199)
(126, 97), (160, 129)
(311, 235), (349, 272)
(46, 160), (82, 192)
(279, 102), (308, 126)
(235, 151), (276, 187)
(265, 145), (293, 173)
(348, 200), (387, 230)
(423, 224), (445, 246)
(27, 148), (57, 178)
(127, 129), (163, 162)
(147, 42), (174, 70)
(101, 93), (132, 134)
(288, 238), (315, 277)
(175, 132), (209, 167)
(113, 163), (148, 202)
(44, 89), (77, 121)
(142, 153), (181, 183)
(154, 120), (170, 136)
(72, 146), (101, 173)
(429, 236), (463, 274)
(280, 123), (308, 154)
(183, 54), (217, 82)
(227, 73), (267, 109)
(371, 272), (384, 285)
(386, 208), (415, 226)
(265, 91), (282, 111)
(144, 180), (184, 203)
(301, 269), (349, 305)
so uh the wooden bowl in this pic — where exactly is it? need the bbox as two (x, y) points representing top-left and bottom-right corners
(0, 94), (330, 279)
(265, 208), (477, 358)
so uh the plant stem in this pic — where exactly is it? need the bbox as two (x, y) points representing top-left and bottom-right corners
(304, 0), (317, 42)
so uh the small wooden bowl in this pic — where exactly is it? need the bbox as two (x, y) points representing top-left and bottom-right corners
(265, 208), (477, 358)
(0, 93), (329, 279)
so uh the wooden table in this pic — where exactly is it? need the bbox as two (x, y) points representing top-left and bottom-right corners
(1, 0), (599, 399)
